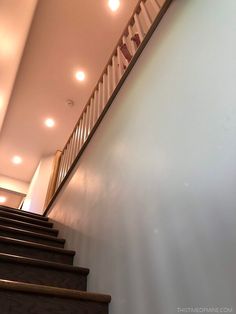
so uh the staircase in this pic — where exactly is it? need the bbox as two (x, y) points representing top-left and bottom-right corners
(0, 205), (111, 314)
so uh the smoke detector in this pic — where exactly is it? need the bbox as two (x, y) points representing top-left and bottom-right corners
(66, 99), (74, 107)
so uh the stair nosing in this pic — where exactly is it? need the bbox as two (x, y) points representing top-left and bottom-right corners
(0, 279), (111, 303)
(0, 216), (58, 235)
(0, 225), (65, 244)
(0, 236), (75, 256)
(0, 253), (89, 274)
(0, 211), (53, 228)
(0, 206), (48, 221)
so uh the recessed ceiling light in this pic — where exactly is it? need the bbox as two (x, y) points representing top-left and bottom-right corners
(108, 0), (120, 11)
(44, 118), (55, 128)
(0, 196), (6, 203)
(75, 71), (85, 81)
(12, 156), (22, 165)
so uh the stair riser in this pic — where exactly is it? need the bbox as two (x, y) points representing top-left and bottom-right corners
(0, 261), (87, 290)
(0, 229), (64, 248)
(0, 291), (108, 314)
(0, 220), (57, 237)
(0, 206), (48, 221)
(0, 211), (53, 228)
(0, 242), (73, 264)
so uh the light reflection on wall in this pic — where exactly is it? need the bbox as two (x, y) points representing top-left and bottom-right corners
(0, 30), (15, 58)
(22, 198), (31, 211)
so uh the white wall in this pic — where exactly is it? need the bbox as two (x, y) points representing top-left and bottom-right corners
(0, 175), (29, 195)
(48, 1), (236, 313)
(0, 0), (38, 133)
(23, 154), (54, 214)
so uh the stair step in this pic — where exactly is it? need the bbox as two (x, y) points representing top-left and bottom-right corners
(0, 253), (89, 290)
(0, 280), (110, 314)
(0, 236), (75, 264)
(0, 205), (48, 221)
(0, 209), (53, 228)
(0, 225), (65, 248)
(0, 216), (58, 237)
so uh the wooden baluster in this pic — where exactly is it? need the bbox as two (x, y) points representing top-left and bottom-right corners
(122, 35), (130, 52)
(90, 97), (95, 128)
(97, 82), (103, 116)
(121, 35), (132, 63)
(66, 143), (71, 173)
(107, 65), (112, 99)
(67, 136), (74, 169)
(140, 1), (152, 28)
(73, 129), (78, 163)
(62, 147), (68, 180)
(93, 90), (98, 126)
(86, 103), (90, 139)
(74, 127), (79, 156)
(112, 55), (118, 92)
(82, 111), (87, 145)
(75, 122), (80, 158)
(71, 133), (76, 163)
(71, 134), (76, 167)
(101, 81), (105, 110)
(71, 134), (76, 164)
(85, 105), (89, 141)
(57, 152), (65, 187)
(62, 150), (67, 181)
(134, 13), (144, 41)
(102, 74), (107, 110)
(128, 26), (136, 56)
(88, 104), (92, 136)
(157, 0), (165, 7)
(85, 106), (90, 141)
(117, 47), (124, 79)
(88, 98), (94, 134)
(74, 128), (78, 158)
(76, 119), (83, 152)
(63, 145), (69, 177)
(80, 112), (86, 148)
(150, 0), (161, 13)
(65, 146), (71, 176)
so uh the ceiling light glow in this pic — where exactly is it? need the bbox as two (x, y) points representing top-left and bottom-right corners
(75, 71), (85, 81)
(0, 196), (7, 203)
(12, 156), (22, 165)
(0, 196), (6, 203)
(108, 0), (120, 11)
(44, 118), (55, 128)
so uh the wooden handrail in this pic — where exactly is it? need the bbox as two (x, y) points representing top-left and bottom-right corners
(44, 0), (173, 216)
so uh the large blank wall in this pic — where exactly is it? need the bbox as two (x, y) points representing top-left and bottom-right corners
(48, 1), (236, 313)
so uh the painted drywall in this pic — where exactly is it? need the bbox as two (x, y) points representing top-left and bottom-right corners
(0, 0), (38, 133)
(0, 175), (29, 195)
(48, 1), (236, 313)
(23, 154), (54, 214)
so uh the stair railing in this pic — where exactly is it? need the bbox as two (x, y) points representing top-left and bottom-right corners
(44, 0), (172, 214)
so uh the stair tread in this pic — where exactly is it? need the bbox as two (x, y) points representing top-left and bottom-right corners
(0, 225), (65, 244)
(0, 210), (53, 227)
(0, 205), (48, 221)
(0, 216), (58, 235)
(0, 236), (75, 256)
(0, 252), (89, 274)
(0, 279), (111, 303)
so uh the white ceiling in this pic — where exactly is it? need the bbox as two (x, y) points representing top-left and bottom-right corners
(0, 0), (37, 132)
(0, 0), (138, 183)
